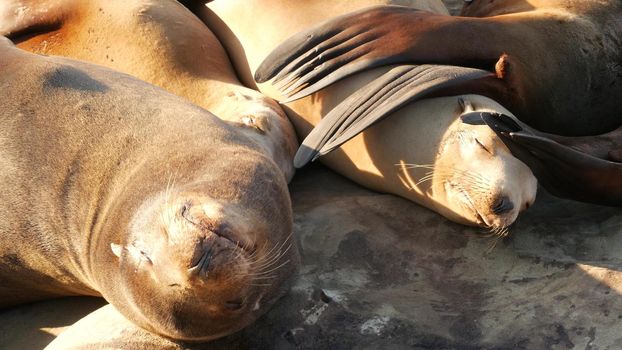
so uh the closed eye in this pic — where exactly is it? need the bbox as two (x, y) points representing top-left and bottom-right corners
(475, 138), (492, 155)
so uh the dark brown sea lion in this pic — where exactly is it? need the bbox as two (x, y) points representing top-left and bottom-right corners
(255, 0), (622, 136)
(0, 37), (298, 341)
(0, 0), (298, 181)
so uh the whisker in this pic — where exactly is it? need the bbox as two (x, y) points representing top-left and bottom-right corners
(252, 259), (291, 276)
(252, 241), (293, 272)
(251, 275), (277, 280)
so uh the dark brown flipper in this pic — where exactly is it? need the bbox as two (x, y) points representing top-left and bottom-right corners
(255, 5), (501, 101)
(466, 113), (622, 206)
(294, 64), (492, 167)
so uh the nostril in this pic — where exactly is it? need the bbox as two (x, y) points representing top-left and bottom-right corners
(492, 196), (514, 215)
(224, 300), (244, 311)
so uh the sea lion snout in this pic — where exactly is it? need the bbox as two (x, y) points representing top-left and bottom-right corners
(179, 200), (257, 256)
(108, 184), (295, 341)
(474, 183), (536, 229)
(155, 196), (261, 288)
(491, 196), (514, 215)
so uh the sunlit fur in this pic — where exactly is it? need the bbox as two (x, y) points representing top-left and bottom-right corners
(397, 104), (538, 238)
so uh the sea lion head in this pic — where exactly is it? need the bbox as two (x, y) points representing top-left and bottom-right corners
(428, 97), (537, 232)
(107, 151), (298, 341)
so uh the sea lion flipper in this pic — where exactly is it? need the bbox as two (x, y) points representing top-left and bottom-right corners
(279, 60), (390, 103)
(293, 64), (490, 167)
(255, 6), (412, 83)
(255, 6), (443, 101)
(481, 113), (612, 167)
(480, 114), (622, 205)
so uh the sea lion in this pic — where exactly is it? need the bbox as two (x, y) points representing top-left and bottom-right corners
(190, 0), (537, 229)
(255, 0), (622, 136)
(0, 0), (298, 182)
(0, 37), (299, 341)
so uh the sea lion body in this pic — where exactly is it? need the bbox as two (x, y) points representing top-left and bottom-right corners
(196, 0), (537, 228)
(249, 0), (622, 205)
(254, 0), (622, 136)
(1, 0), (298, 181)
(0, 38), (298, 341)
(460, 0), (622, 135)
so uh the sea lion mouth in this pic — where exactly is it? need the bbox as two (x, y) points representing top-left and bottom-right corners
(468, 199), (490, 228)
(186, 233), (253, 278)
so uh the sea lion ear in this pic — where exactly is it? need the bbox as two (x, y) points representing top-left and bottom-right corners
(110, 243), (153, 269)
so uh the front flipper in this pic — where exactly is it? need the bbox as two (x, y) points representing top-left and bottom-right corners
(255, 5), (501, 102)
(294, 64), (492, 167)
(471, 113), (622, 206)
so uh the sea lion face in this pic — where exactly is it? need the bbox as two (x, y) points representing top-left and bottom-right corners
(109, 162), (297, 341)
(431, 112), (537, 231)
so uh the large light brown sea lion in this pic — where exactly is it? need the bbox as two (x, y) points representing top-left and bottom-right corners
(255, 0), (622, 136)
(190, 0), (538, 230)
(0, 0), (298, 182)
(0, 37), (298, 341)
(252, 0), (622, 206)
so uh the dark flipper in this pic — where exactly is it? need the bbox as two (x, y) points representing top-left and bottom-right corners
(294, 64), (492, 168)
(469, 113), (622, 206)
(255, 6), (501, 102)
(254, 6), (406, 83)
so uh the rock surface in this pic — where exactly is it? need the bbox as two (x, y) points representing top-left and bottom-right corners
(2, 1), (622, 349)
(2, 163), (622, 349)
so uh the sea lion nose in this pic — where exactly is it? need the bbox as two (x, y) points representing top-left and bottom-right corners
(491, 196), (514, 215)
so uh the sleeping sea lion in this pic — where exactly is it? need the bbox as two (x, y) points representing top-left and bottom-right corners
(0, 37), (298, 341)
(252, 0), (622, 205)
(255, 0), (622, 137)
(0, 0), (298, 182)
(189, 0), (538, 229)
